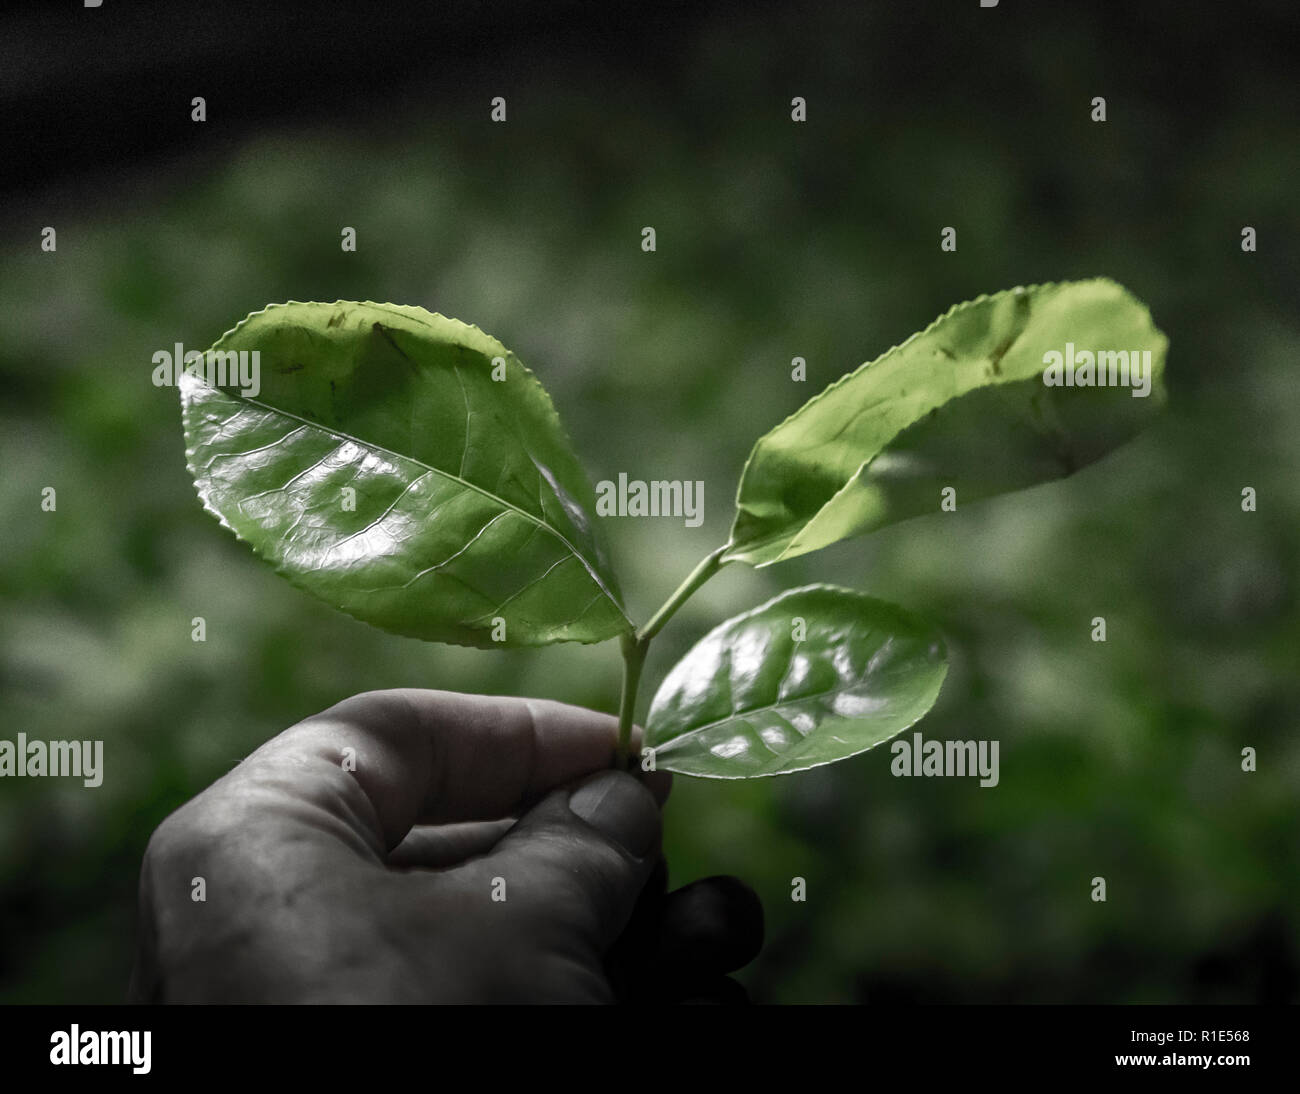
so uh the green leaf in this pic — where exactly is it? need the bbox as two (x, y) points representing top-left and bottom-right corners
(725, 278), (1168, 566)
(644, 585), (947, 778)
(181, 301), (630, 648)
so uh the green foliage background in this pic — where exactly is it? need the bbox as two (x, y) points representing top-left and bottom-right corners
(1, 3), (1297, 1002)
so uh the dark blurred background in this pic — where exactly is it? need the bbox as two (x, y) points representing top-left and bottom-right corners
(1, 0), (1297, 1003)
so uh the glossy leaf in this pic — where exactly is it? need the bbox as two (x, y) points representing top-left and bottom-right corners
(645, 585), (947, 778)
(181, 301), (630, 647)
(726, 279), (1168, 566)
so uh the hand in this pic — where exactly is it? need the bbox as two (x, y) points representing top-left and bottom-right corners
(130, 689), (763, 1003)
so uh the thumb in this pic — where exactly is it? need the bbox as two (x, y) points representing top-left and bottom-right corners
(475, 770), (662, 951)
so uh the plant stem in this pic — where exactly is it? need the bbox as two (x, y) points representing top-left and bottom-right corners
(613, 544), (729, 768)
(614, 632), (646, 768)
(636, 543), (729, 644)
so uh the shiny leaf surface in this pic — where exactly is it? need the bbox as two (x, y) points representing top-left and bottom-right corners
(645, 585), (947, 777)
(726, 279), (1168, 566)
(181, 301), (629, 647)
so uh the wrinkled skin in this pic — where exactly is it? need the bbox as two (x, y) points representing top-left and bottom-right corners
(131, 689), (762, 1004)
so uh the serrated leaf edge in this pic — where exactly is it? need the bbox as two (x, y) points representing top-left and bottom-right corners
(180, 301), (633, 646)
(724, 277), (1164, 565)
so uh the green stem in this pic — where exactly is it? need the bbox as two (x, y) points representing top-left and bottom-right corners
(614, 632), (646, 768)
(613, 544), (729, 768)
(636, 544), (729, 645)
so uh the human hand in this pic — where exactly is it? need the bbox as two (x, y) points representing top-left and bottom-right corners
(130, 689), (762, 1003)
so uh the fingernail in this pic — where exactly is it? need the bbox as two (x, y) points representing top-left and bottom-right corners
(568, 771), (659, 858)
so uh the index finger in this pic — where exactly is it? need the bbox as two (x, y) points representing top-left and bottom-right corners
(255, 688), (664, 848)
